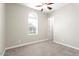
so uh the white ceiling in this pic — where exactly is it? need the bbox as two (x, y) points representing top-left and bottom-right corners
(21, 3), (69, 13)
(54, 3), (69, 10)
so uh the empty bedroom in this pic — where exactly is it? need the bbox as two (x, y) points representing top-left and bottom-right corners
(0, 3), (79, 56)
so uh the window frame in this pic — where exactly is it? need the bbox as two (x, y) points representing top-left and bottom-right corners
(27, 12), (38, 35)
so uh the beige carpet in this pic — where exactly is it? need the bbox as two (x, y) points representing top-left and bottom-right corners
(4, 40), (79, 56)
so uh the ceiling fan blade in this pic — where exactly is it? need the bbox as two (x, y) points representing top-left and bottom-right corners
(47, 3), (54, 5)
(47, 7), (52, 10)
(41, 9), (43, 11)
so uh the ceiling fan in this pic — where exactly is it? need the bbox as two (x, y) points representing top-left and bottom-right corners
(36, 3), (54, 11)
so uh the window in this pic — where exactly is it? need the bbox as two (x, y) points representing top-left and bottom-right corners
(28, 12), (38, 35)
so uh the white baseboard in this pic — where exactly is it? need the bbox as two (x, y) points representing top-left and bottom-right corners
(54, 41), (79, 50)
(5, 39), (49, 50)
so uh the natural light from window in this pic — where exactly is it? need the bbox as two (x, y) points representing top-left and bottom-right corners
(28, 12), (38, 35)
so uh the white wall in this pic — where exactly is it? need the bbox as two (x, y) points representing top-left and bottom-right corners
(5, 3), (48, 48)
(0, 3), (5, 56)
(49, 4), (79, 49)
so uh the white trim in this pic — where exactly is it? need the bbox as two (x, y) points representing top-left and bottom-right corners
(5, 39), (49, 50)
(54, 41), (79, 50)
